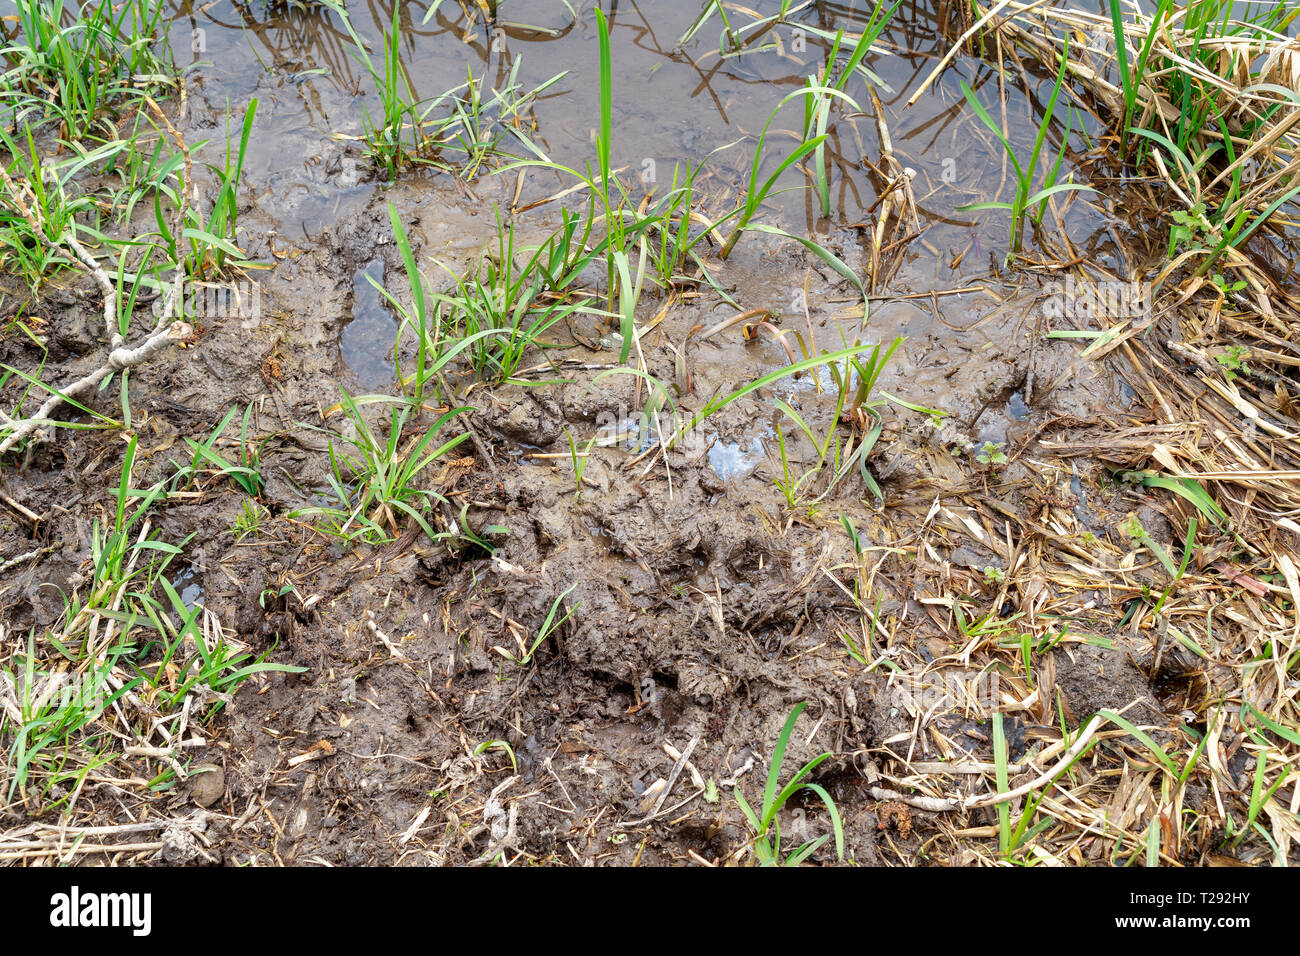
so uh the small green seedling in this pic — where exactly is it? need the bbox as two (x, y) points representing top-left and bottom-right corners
(1211, 273), (1247, 295)
(957, 34), (1095, 258)
(473, 739), (518, 773)
(516, 584), (579, 665)
(841, 514), (863, 555)
(182, 403), (268, 496)
(259, 583), (293, 609)
(1215, 344), (1249, 381)
(1122, 514), (1197, 581)
(736, 701), (844, 866)
(976, 441), (1007, 468)
(1169, 202), (1207, 256)
(232, 498), (267, 541)
(565, 428), (598, 502)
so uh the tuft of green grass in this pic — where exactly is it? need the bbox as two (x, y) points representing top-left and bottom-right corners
(643, 160), (710, 290)
(3, 435), (303, 811)
(326, 0), (561, 179)
(150, 100), (257, 279)
(232, 498), (268, 541)
(763, 335), (919, 510)
(376, 203), (588, 400)
(426, 210), (590, 385)
(957, 35), (1095, 260)
(291, 390), (481, 549)
(736, 702), (844, 865)
(803, 4), (900, 217)
(718, 84), (852, 260)
(565, 428), (598, 502)
(1109, 0), (1295, 162)
(0, 126), (103, 293)
(179, 404), (268, 497)
(1128, 125), (1300, 279)
(0, 0), (171, 140)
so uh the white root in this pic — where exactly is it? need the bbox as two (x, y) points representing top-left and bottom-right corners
(0, 94), (196, 459)
(869, 715), (1105, 813)
(65, 230), (123, 349)
(0, 318), (192, 456)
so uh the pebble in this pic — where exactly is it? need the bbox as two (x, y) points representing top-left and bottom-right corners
(189, 764), (225, 808)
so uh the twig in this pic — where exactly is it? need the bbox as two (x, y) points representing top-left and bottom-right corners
(0, 94), (199, 457)
(0, 842), (165, 861)
(650, 735), (699, 818)
(65, 230), (122, 349)
(870, 714), (1104, 813)
(0, 544), (59, 574)
(437, 372), (501, 484)
(1, 494), (41, 523)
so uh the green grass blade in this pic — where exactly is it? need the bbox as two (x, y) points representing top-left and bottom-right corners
(764, 702), (806, 824)
(1100, 710), (1179, 774)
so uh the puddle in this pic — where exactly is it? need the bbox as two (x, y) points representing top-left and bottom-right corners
(159, 0), (1110, 282)
(707, 435), (767, 481)
(149, 0), (1127, 434)
(595, 414), (659, 455)
(170, 565), (205, 608)
(1006, 391), (1030, 421)
(342, 259), (397, 390)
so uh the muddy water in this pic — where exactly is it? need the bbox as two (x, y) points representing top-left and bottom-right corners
(163, 0), (1122, 447)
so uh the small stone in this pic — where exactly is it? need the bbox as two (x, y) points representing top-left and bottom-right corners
(189, 764), (224, 808)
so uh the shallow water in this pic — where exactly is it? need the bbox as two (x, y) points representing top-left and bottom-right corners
(342, 258), (396, 389)
(160, 0), (1115, 412)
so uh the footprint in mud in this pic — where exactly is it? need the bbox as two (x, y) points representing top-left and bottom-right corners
(341, 259), (397, 390)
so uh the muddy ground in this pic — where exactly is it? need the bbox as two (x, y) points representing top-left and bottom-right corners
(0, 191), (1191, 865)
(1, 1), (1287, 866)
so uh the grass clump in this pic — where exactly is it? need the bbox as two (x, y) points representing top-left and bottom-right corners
(292, 391), (476, 549)
(736, 702), (844, 865)
(0, 0), (171, 140)
(957, 35), (1094, 260)
(2, 436), (303, 813)
(326, 0), (561, 180)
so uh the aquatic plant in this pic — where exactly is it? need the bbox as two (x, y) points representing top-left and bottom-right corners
(957, 36), (1094, 259)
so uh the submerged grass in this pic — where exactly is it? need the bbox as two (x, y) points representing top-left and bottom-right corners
(0, 0), (171, 140)
(957, 35), (1094, 260)
(326, 0), (561, 180)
